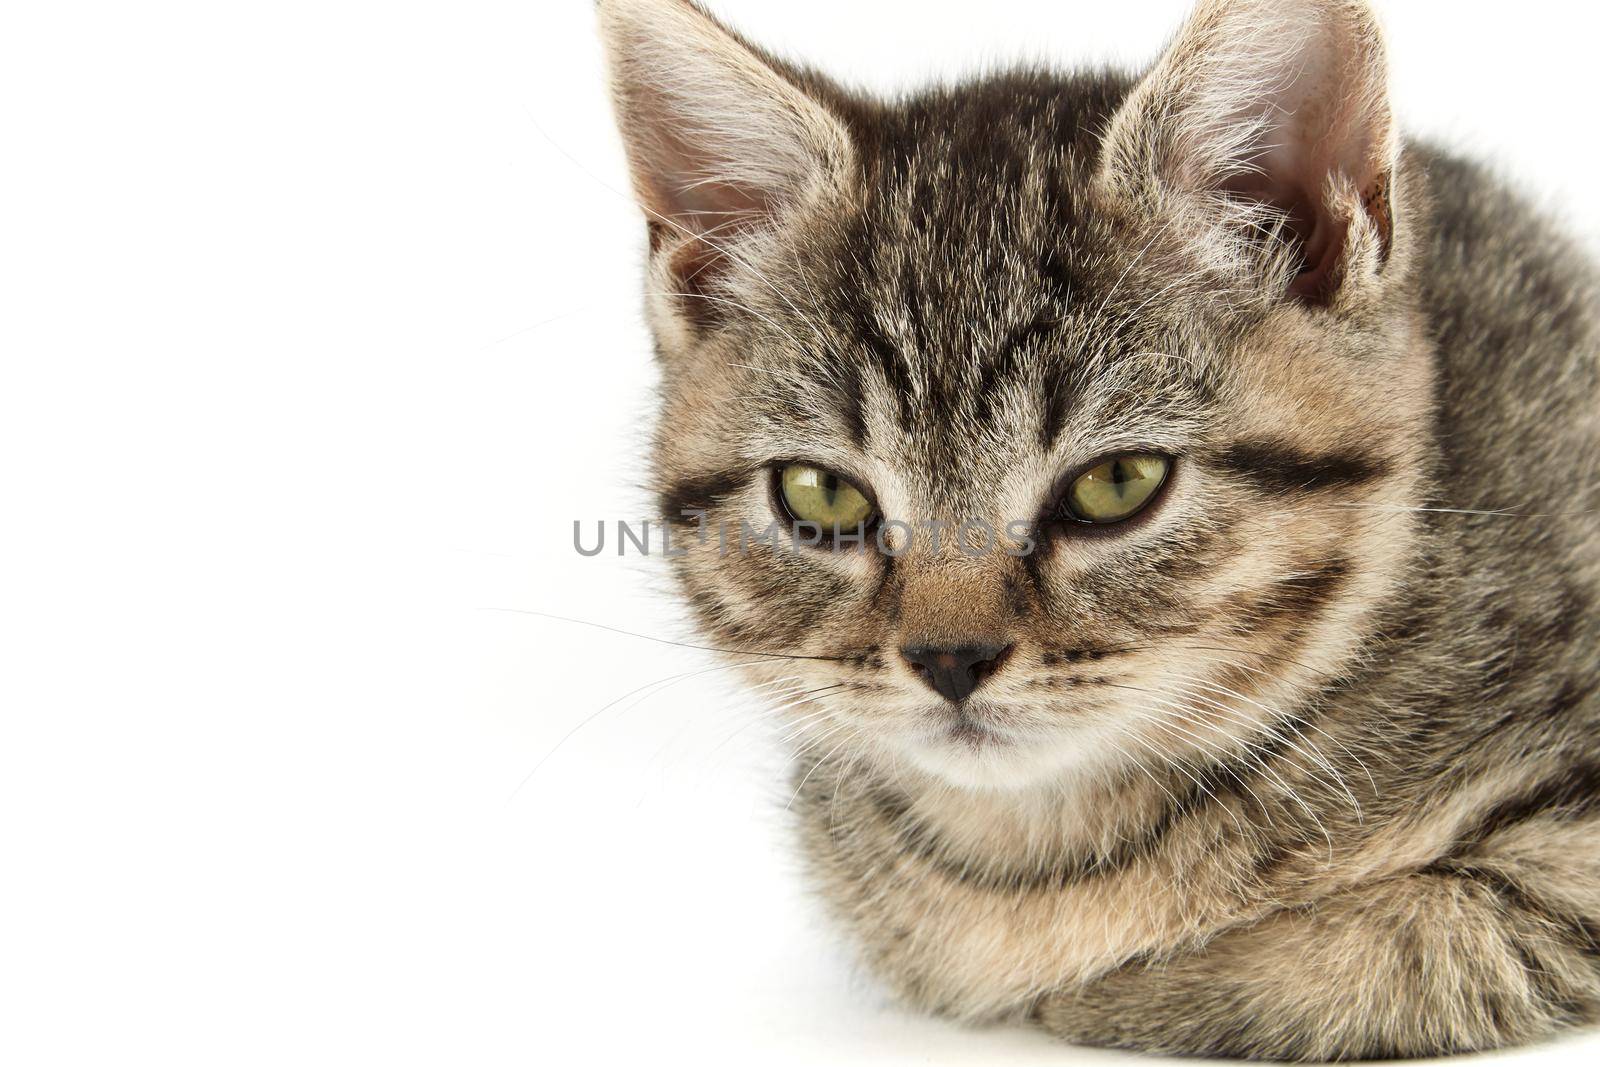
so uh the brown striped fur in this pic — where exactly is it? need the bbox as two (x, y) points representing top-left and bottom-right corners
(597, 0), (1600, 1057)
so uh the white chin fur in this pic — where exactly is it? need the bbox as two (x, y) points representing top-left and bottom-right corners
(889, 726), (1123, 793)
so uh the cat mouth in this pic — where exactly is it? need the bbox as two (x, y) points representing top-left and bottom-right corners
(937, 715), (1012, 750)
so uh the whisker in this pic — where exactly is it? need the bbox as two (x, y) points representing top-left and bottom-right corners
(505, 659), (766, 805)
(1108, 681), (1335, 846)
(1113, 721), (1243, 830)
(1114, 701), (1276, 834)
(685, 681), (842, 774)
(483, 607), (846, 662)
(1159, 674), (1362, 818)
(787, 732), (861, 812)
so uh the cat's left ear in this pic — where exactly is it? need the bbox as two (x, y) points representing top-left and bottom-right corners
(1098, 0), (1398, 305)
(597, 0), (854, 297)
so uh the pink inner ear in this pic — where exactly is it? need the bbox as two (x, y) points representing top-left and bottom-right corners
(1214, 98), (1394, 303)
(635, 119), (775, 240)
(643, 140), (776, 328)
(603, 0), (854, 333)
(1222, 153), (1352, 304)
(625, 101), (787, 327)
(1187, 2), (1396, 304)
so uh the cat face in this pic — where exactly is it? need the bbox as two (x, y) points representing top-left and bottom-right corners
(602, 0), (1432, 791)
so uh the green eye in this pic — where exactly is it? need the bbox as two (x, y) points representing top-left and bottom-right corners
(1065, 453), (1171, 524)
(778, 464), (876, 531)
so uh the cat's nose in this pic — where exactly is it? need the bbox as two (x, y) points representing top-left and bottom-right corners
(900, 643), (1013, 704)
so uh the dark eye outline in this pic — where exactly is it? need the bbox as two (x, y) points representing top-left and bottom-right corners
(768, 462), (881, 547)
(1047, 452), (1175, 531)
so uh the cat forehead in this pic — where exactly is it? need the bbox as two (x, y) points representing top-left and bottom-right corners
(746, 207), (1217, 452)
(737, 264), (1215, 475)
(791, 80), (1223, 363)
(709, 77), (1246, 453)
(843, 77), (1125, 285)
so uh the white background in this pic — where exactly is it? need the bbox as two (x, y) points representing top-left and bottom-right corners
(4, 1), (1599, 1063)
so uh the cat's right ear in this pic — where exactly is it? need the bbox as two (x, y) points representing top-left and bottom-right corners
(597, 0), (854, 313)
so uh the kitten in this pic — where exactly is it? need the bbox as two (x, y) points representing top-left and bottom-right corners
(597, 0), (1600, 1058)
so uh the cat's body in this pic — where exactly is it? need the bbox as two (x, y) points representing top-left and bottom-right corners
(796, 137), (1600, 1055)
(599, 0), (1600, 1058)
(794, 139), (1600, 1055)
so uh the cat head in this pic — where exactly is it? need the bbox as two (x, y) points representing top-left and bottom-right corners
(599, 0), (1432, 792)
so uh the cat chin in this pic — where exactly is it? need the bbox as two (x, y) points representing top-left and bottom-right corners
(886, 725), (1124, 794)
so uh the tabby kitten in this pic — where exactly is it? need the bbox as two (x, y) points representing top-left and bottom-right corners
(597, 0), (1600, 1058)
